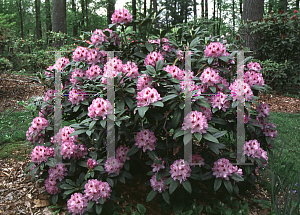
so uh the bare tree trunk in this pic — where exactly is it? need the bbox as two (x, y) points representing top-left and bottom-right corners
(296, 0), (299, 10)
(193, 0), (197, 22)
(81, 0), (85, 30)
(201, 0), (204, 17)
(16, 0), (24, 39)
(213, 0), (215, 35)
(72, 0), (78, 37)
(205, 0), (208, 18)
(45, 0), (52, 39)
(132, 0), (136, 30)
(52, 0), (67, 33)
(240, 0), (243, 18)
(219, 0), (221, 35)
(232, 0), (235, 35)
(86, 0), (89, 30)
(144, 0), (146, 16)
(107, 0), (115, 25)
(242, 0), (264, 51)
(35, 0), (42, 40)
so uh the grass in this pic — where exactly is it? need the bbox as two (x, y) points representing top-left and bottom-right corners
(0, 140), (33, 162)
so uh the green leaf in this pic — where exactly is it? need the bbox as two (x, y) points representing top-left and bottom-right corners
(173, 130), (184, 139)
(212, 131), (227, 139)
(127, 145), (139, 157)
(60, 184), (75, 190)
(125, 88), (135, 93)
(146, 190), (158, 202)
(69, 129), (86, 137)
(201, 172), (214, 180)
(208, 57), (214, 64)
(190, 37), (199, 48)
(156, 60), (164, 70)
(194, 133), (202, 141)
(209, 86), (216, 93)
(206, 142), (219, 154)
(95, 204), (103, 214)
(137, 204), (146, 213)
(87, 201), (95, 211)
(162, 191), (170, 204)
(172, 107), (181, 128)
(169, 180), (179, 194)
(162, 94), (177, 102)
(206, 126), (219, 134)
(203, 133), (219, 143)
(93, 165), (104, 171)
(210, 117), (227, 125)
(125, 97), (134, 110)
(182, 180), (192, 194)
(231, 173), (244, 182)
(146, 65), (156, 75)
(145, 43), (153, 52)
(138, 106), (149, 118)
(223, 180), (233, 194)
(152, 101), (164, 107)
(89, 120), (96, 130)
(164, 177), (173, 186)
(134, 52), (147, 58)
(52, 194), (58, 205)
(74, 105), (80, 112)
(214, 178), (222, 191)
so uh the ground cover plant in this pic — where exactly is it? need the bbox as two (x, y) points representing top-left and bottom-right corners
(19, 7), (287, 215)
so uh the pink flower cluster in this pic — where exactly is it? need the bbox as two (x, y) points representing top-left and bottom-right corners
(86, 65), (103, 80)
(87, 49), (101, 65)
(211, 92), (230, 112)
(212, 158), (243, 181)
(101, 57), (123, 85)
(204, 42), (226, 58)
(67, 193), (88, 215)
(87, 158), (98, 170)
(144, 51), (164, 68)
(247, 61), (262, 73)
(70, 68), (85, 85)
(26, 117), (49, 144)
(150, 174), (169, 193)
(190, 154), (205, 167)
(164, 65), (184, 80)
(45, 65), (55, 77)
(199, 106), (212, 121)
(116, 145), (130, 163)
(256, 102), (270, 117)
(170, 159), (191, 184)
(137, 74), (153, 91)
(254, 113), (277, 139)
(151, 158), (165, 173)
(200, 67), (220, 87)
(72, 46), (88, 62)
(61, 141), (88, 160)
(136, 87), (162, 107)
(56, 57), (70, 70)
(182, 111), (209, 134)
(244, 71), (265, 87)
(176, 47), (193, 62)
(44, 89), (55, 102)
(91, 29), (120, 47)
(88, 97), (113, 120)
(84, 179), (112, 203)
(39, 104), (53, 118)
(134, 129), (156, 152)
(243, 139), (268, 173)
(111, 8), (132, 24)
(123, 61), (140, 80)
(104, 157), (124, 175)
(69, 88), (87, 106)
(46, 163), (68, 194)
(51, 126), (78, 144)
(229, 79), (253, 101)
(31, 146), (54, 164)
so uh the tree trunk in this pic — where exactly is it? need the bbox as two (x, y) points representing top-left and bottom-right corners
(107, 0), (115, 25)
(81, 0), (85, 30)
(240, 0), (242, 18)
(16, 0), (24, 39)
(216, 0), (219, 35)
(219, 0), (221, 35)
(45, 0), (52, 38)
(296, 0), (299, 10)
(213, 0), (215, 35)
(35, 0), (42, 40)
(193, 0), (197, 22)
(242, 0), (264, 51)
(201, 0), (204, 17)
(205, 0), (208, 18)
(86, 0), (89, 30)
(185, 0), (188, 23)
(232, 0), (235, 35)
(144, 0), (146, 16)
(72, 0), (78, 37)
(279, 0), (287, 11)
(132, 0), (136, 30)
(52, 0), (67, 33)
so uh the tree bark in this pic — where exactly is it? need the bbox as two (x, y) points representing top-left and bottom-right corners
(205, 0), (208, 18)
(232, 0), (235, 35)
(218, 0), (221, 35)
(144, 0), (146, 16)
(52, 0), (67, 33)
(193, 0), (197, 21)
(81, 0), (85, 30)
(107, 0), (115, 25)
(296, 0), (299, 10)
(201, 0), (204, 17)
(86, 0), (89, 30)
(16, 0), (24, 39)
(45, 0), (52, 36)
(133, 0), (136, 30)
(35, 0), (42, 40)
(242, 0), (264, 51)
(72, 0), (78, 37)
(213, 0), (215, 35)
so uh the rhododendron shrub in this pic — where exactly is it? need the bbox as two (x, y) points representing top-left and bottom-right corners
(24, 8), (277, 214)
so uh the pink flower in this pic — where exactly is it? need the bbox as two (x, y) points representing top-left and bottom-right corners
(31, 146), (53, 164)
(45, 177), (60, 195)
(294, 10), (298, 13)
(150, 174), (169, 193)
(86, 65), (103, 80)
(111, 8), (132, 25)
(72, 46), (88, 62)
(211, 92), (228, 110)
(182, 111), (209, 134)
(229, 79), (253, 102)
(204, 42), (226, 58)
(55, 57), (70, 71)
(190, 154), (205, 167)
(256, 102), (270, 117)
(170, 159), (191, 184)
(87, 48), (102, 65)
(123, 61), (140, 80)
(70, 69), (85, 86)
(116, 145), (130, 163)
(67, 193), (88, 215)
(164, 65), (184, 80)
(151, 158), (165, 172)
(212, 158), (241, 181)
(84, 180), (112, 203)
(88, 98), (113, 120)
(200, 67), (220, 86)
(69, 88), (87, 106)
(144, 51), (164, 68)
(137, 74), (153, 91)
(48, 163), (68, 182)
(91, 29), (108, 46)
(101, 57), (123, 84)
(136, 87), (162, 107)
(44, 89), (55, 102)
(134, 129), (156, 152)
(87, 158), (98, 170)
(104, 157), (123, 175)
(247, 61), (262, 73)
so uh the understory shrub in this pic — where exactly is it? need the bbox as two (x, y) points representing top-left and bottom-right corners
(24, 8), (277, 215)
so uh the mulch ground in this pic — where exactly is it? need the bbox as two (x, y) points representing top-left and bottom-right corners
(0, 73), (299, 214)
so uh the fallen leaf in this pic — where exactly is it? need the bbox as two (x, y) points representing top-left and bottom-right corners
(33, 199), (50, 208)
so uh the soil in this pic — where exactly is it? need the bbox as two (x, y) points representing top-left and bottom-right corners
(0, 73), (300, 214)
